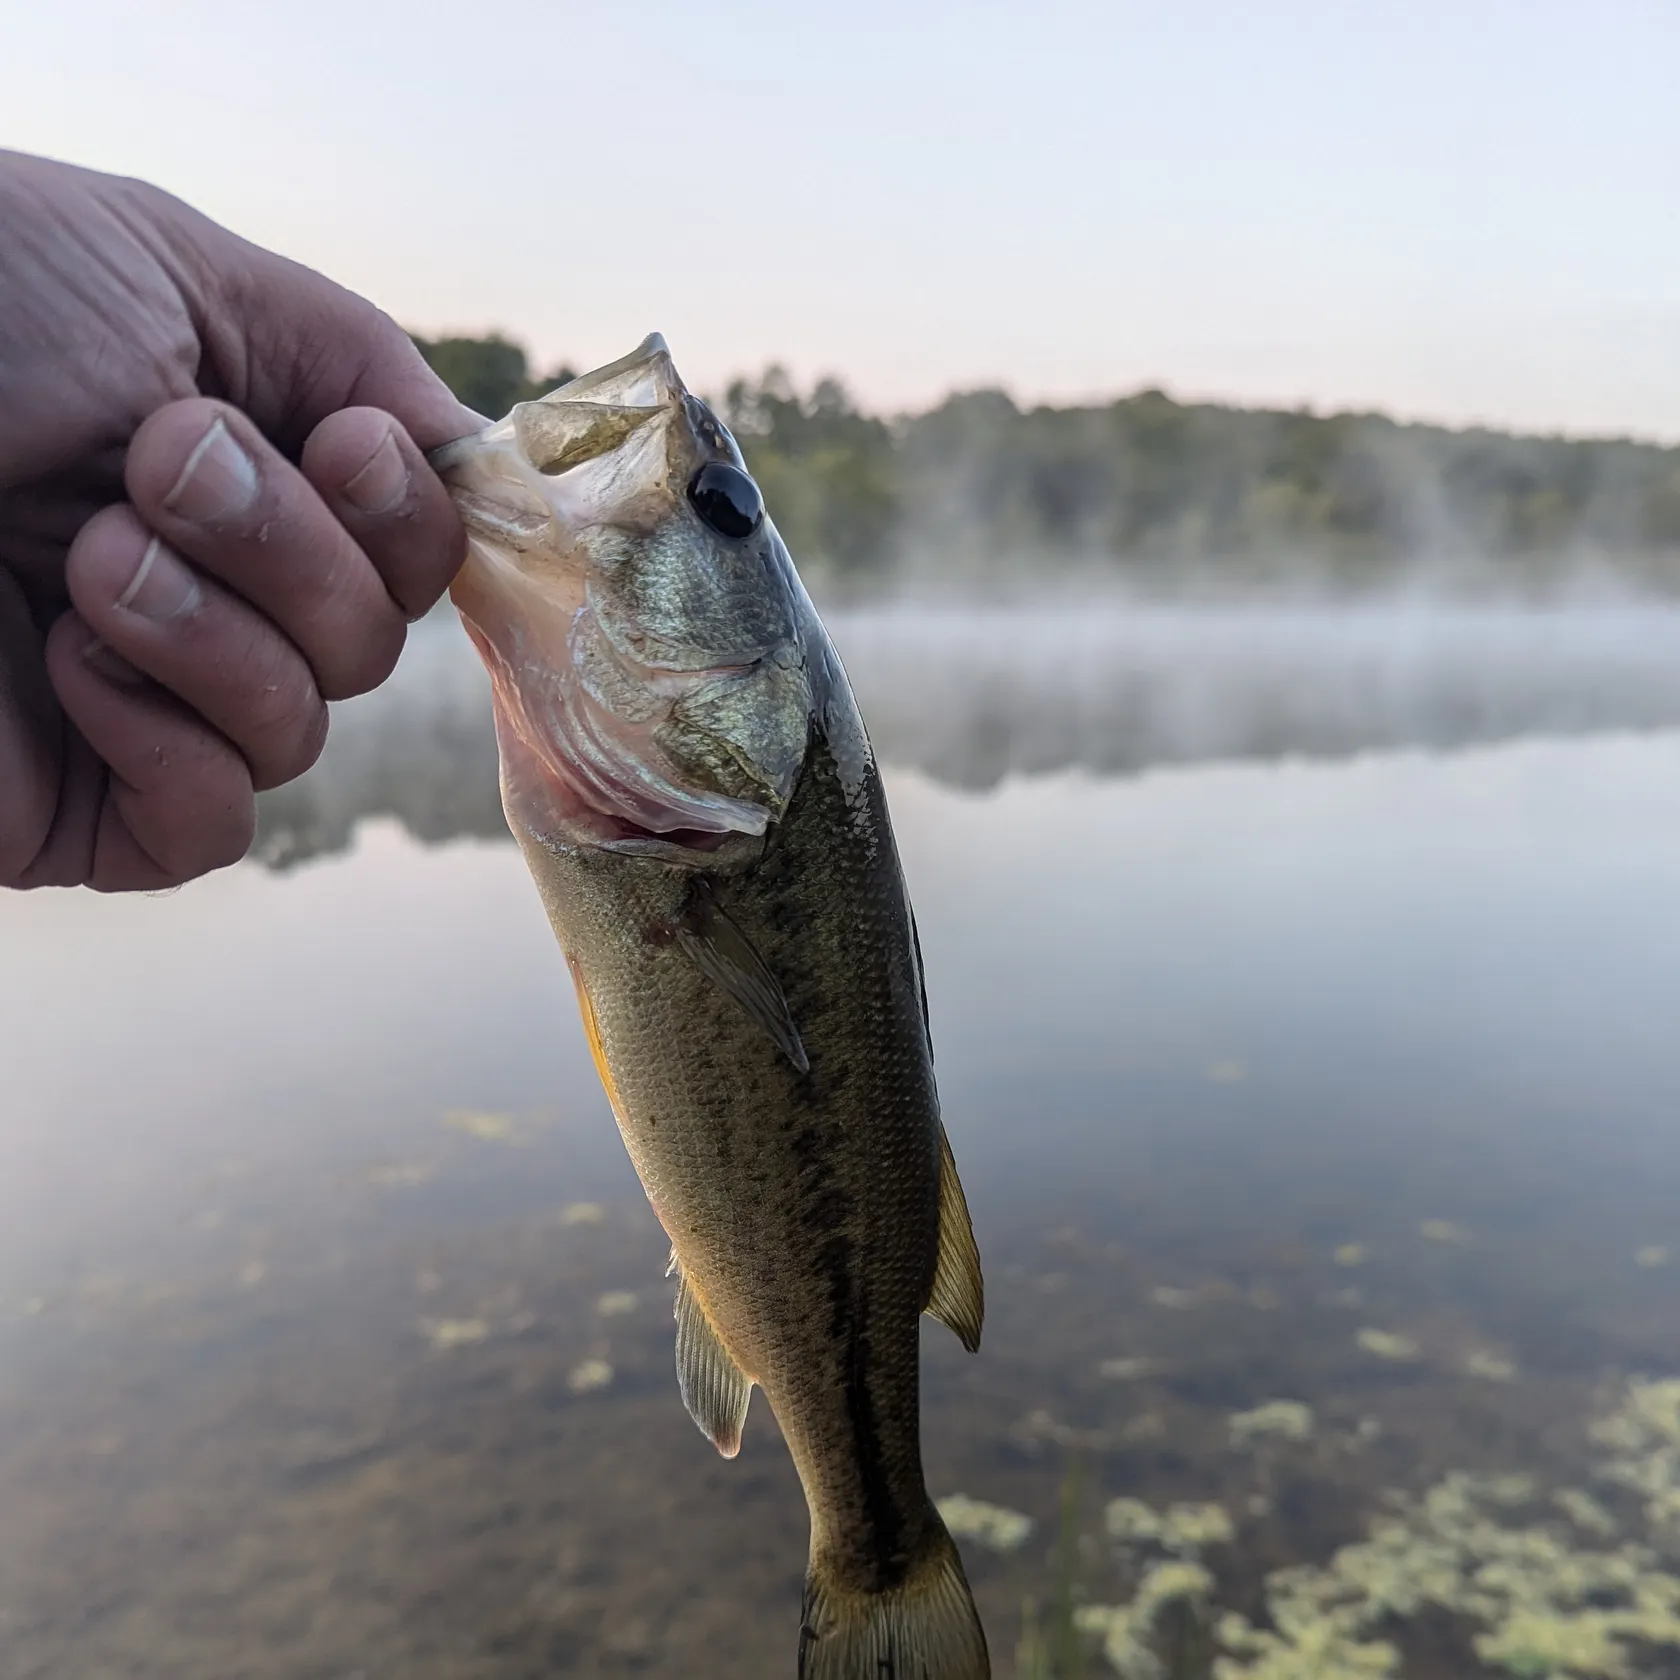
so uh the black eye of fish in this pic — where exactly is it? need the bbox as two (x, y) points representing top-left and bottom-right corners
(687, 462), (764, 540)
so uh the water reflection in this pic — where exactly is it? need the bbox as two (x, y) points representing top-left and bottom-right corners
(256, 605), (1680, 866)
(8, 611), (1680, 1677)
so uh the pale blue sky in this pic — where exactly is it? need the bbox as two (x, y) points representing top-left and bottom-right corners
(8, 1), (1678, 437)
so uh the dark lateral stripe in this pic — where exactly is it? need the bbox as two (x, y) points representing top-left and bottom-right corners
(813, 1230), (909, 1593)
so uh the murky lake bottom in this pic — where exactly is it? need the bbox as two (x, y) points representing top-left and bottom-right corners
(7, 617), (1680, 1678)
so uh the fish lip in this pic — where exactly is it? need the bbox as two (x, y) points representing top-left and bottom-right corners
(543, 332), (679, 405)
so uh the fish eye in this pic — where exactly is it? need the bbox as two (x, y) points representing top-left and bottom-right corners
(687, 462), (764, 540)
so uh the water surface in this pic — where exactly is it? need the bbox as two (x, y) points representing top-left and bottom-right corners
(5, 609), (1680, 1678)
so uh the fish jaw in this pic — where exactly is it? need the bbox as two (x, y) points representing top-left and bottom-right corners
(431, 336), (811, 863)
(448, 522), (773, 858)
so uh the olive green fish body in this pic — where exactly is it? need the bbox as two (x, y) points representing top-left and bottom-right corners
(434, 335), (987, 1678)
(531, 723), (945, 1594)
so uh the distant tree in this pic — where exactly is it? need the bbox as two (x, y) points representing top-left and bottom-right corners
(410, 332), (577, 418)
(409, 333), (1680, 598)
(723, 369), (900, 586)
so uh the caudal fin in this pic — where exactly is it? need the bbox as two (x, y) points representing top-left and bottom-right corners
(798, 1518), (989, 1680)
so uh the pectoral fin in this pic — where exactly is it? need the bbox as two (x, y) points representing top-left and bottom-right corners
(673, 885), (810, 1073)
(926, 1125), (984, 1352)
(672, 1254), (754, 1458)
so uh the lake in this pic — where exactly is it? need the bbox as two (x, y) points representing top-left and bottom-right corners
(5, 605), (1680, 1679)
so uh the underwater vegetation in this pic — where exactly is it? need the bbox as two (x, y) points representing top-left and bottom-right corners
(938, 1495), (1038, 1555)
(1230, 1403), (1316, 1449)
(1065, 1379), (1680, 1678)
(1356, 1330), (1421, 1363)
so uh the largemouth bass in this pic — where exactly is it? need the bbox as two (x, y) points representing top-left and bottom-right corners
(430, 335), (988, 1679)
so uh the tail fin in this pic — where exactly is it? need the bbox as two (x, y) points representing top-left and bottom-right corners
(798, 1517), (989, 1679)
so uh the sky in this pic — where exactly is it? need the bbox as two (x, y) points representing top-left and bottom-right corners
(7, 0), (1679, 439)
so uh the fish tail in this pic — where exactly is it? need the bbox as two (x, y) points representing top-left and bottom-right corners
(798, 1514), (989, 1680)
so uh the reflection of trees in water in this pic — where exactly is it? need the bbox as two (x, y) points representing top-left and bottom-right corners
(256, 609), (1680, 869)
(254, 627), (505, 869)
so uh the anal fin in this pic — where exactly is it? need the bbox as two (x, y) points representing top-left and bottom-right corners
(673, 882), (809, 1073)
(673, 1256), (754, 1458)
(926, 1125), (984, 1353)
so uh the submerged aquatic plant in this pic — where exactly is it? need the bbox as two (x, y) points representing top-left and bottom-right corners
(1418, 1219), (1472, 1246)
(1019, 1454), (1092, 1680)
(1106, 1498), (1235, 1557)
(1214, 1607), (1398, 1678)
(566, 1358), (613, 1392)
(1077, 1381), (1680, 1678)
(1078, 1563), (1216, 1680)
(1101, 1357), (1170, 1382)
(1355, 1329), (1419, 1362)
(1464, 1349), (1519, 1382)
(938, 1494), (1036, 1554)
(1229, 1402), (1315, 1448)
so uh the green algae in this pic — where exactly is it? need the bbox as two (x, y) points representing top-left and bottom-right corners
(566, 1357), (613, 1393)
(1418, 1220), (1472, 1246)
(1230, 1401), (1315, 1448)
(1106, 1497), (1235, 1556)
(1079, 1382), (1680, 1678)
(937, 1494), (1036, 1554)
(1077, 1561), (1216, 1678)
(1464, 1349), (1518, 1382)
(1356, 1329), (1420, 1362)
(1101, 1357), (1171, 1382)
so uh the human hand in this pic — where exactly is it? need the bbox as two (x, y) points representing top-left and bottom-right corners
(0, 149), (476, 891)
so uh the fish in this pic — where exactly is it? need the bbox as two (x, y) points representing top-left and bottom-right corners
(429, 334), (989, 1680)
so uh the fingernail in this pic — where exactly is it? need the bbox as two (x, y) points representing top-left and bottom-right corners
(82, 638), (146, 685)
(115, 536), (203, 623)
(342, 429), (410, 515)
(163, 416), (259, 523)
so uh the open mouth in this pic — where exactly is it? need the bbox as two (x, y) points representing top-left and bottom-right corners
(437, 333), (784, 858)
(460, 612), (771, 856)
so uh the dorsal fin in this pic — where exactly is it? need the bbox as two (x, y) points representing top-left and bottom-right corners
(926, 1125), (983, 1352)
(672, 1254), (754, 1457)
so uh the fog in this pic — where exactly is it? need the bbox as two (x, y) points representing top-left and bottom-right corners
(256, 604), (1680, 867)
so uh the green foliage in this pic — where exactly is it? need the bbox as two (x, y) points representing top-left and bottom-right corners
(723, 368), (900, 587)
(410, 332), (576, 420)
(406, 334), (1680, 596)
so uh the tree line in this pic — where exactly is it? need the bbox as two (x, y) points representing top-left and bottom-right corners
(415, 333), (1680, 597)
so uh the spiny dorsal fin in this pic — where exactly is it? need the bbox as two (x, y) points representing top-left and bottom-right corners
(926, 1125), (984, 1353)
(673, 1257), (754, 1458)
(673, 883), (809, 1073)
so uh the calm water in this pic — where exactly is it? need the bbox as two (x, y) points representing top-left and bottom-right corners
(5, 608), (1680, 1678)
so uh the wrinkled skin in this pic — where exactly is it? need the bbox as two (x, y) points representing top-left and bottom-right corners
(0, 150), (472, 891)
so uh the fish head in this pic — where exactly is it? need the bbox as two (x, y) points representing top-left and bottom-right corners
(431, 334), (816, 865)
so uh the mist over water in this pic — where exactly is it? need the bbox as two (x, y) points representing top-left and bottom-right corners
(256, 602), (1680, 864)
